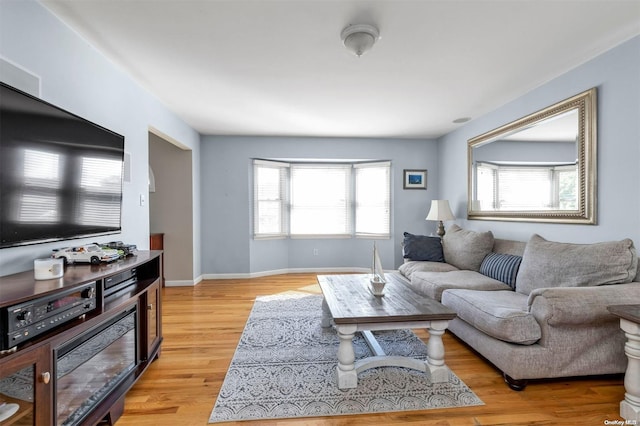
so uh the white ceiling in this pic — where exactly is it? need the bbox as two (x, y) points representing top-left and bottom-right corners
(41, 0), (640, 139)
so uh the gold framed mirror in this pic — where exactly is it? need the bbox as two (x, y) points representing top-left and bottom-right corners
(468, 88), (597, 224)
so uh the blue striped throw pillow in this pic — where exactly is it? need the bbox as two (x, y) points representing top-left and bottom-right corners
(479, 252), (523, 289)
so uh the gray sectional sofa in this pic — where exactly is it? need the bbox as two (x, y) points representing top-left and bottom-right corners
(397, 225), (640, 390)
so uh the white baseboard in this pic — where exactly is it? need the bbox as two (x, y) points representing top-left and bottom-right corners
(164, 275), (203, 287)
(164, 280), (195, 287)
(168, 268), (398, 285)
(202, 267), (371, 281)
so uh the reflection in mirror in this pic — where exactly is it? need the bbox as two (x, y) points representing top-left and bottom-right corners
(468, 88), (596, 224)
(473, 109), (578, 211)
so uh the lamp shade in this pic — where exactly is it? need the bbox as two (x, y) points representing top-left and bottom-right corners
(425, 200), (455, 221)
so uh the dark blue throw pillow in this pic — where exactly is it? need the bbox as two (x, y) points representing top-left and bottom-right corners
(403, 232), (445, 262)
(479, 252), (523, 289)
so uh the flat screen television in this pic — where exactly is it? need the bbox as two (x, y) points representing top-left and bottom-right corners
(0, 82), (125, 249)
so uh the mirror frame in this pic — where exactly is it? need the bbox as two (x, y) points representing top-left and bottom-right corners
(467, 88), (597, 224)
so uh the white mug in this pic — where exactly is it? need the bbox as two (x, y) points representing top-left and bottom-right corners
(34, 258), (64, 280)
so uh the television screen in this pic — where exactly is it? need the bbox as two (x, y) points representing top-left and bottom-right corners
(0, 82), (125, 249)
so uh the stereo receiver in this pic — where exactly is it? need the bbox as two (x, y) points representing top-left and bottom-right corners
(0, 281), (97, 351)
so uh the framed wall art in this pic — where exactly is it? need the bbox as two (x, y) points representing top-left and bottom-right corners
(403, 169), (427, 189)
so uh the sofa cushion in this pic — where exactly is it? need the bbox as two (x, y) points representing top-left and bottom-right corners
(398, 260), (458, 280)
(402, 232), (444, 262)
(480, 252), (522, 289)
(410, 270), (511, 301)
(492, 238), (526, 256)
(442, 289), (541, 345)
(516, 234), (638, 295)
(442, 225), (494, 271)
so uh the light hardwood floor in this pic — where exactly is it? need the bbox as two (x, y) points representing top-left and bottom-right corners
(117, 274), (626, 426)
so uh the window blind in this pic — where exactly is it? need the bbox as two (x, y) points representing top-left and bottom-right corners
(290, 163), (351, 237)
(253, 160), (288, 237)
(475, 162), (496, 210)
(354, 161), (390, 237)
(498, 166), (553, 209)
(555, 165), (578, 210)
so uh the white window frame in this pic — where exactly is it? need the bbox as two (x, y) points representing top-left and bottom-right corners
(354, 161), (391, 238)
(253, 159), (289, 238)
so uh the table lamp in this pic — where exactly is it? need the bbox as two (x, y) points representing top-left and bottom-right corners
(425, 200), (455, 237)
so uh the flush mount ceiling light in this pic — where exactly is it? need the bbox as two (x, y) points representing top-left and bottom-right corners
(341, 24), (380, 57)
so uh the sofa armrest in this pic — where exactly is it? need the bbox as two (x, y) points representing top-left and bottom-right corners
(527, 282), (640, 326)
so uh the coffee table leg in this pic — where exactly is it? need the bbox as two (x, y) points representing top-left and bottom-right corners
(336, 324), (358, 389)
(426, 320), (450, 383)
(321, 297), (332, 328)
(620, 318), (640, 422)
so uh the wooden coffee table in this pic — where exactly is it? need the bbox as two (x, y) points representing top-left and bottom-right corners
(317, 273), (456, 389)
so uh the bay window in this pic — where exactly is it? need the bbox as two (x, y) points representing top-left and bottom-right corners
(475, 161), (578, 211)
(253, 159), (390, 238)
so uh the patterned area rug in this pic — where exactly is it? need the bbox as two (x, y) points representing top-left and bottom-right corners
(209, 293), (483, 423)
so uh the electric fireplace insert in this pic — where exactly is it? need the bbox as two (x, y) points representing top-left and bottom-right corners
(55, 305), (137, 425)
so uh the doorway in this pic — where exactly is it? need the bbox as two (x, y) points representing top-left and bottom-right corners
(148, 130), (194, 285)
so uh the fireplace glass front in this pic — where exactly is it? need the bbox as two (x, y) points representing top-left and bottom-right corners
(0, 364), (35, 424)
(55, 305), (137, 426)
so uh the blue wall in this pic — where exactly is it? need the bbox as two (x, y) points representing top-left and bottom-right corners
(200, 136), (440, 275)
(0, 0), (201, 276)
(438, 36), (640, 245)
